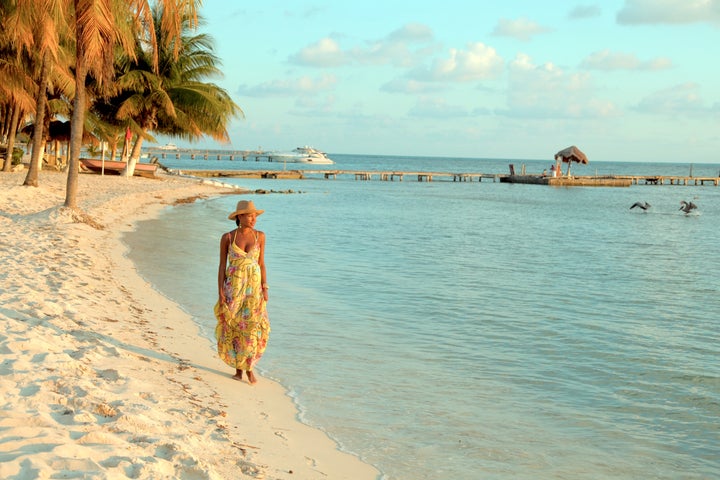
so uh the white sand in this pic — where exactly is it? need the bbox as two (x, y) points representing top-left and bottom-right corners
(0, 169), (378, 479)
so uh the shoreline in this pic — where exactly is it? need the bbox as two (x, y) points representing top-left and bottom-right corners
(0, 170), (379, 479)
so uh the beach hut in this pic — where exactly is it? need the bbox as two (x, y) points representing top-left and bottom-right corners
(22, 120), (97, 167)
(554, 145), (588, 177)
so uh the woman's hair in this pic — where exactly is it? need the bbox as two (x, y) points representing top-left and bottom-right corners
(235, 217), (240, 226)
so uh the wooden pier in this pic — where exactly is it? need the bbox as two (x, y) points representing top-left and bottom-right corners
(164, 166), (720, 187)
(501, 174), (719, 187)
(147, 148), (719, 187)
(625, 175), (720, 186)
(306, 170), (506, 182)
(502, 175), (633, 187)
(172, 168), (507, 182)
(146, 147), (275, 162)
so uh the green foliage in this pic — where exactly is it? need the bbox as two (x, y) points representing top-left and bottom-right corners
(12, 147), (23, 164)
(0, 147), (25, 165)
(86, 144), (103, 158)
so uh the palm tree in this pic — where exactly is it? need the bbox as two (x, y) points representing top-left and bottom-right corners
(0, 15), (36, 172)
(2, 0), (73, 186)
(106, 7), (241, 176)
(65, 0), (200, 208)
(0, 54), (35, 172)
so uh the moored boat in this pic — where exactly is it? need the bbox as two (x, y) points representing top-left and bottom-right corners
(269, 146), (334, 164)
(80, 158), (159, 178)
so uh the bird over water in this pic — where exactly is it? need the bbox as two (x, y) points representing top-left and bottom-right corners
(680, 200), (697, 214)
(630, 201), (651, 211)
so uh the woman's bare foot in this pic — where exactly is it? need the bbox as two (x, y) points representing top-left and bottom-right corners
(232, 369), (243, 381)
(246, 371), (258, 384)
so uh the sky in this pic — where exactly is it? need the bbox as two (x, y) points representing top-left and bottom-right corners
(162, 0), (720, 163)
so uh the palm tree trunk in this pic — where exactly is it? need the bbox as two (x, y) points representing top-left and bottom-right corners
(65, 56), (88, 209)
(123, 131), (146, 177)
(2, 103), (21, 172)
(23, 52), (52, 187)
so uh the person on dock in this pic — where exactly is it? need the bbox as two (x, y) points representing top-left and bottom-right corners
(214, 200), (271, 384)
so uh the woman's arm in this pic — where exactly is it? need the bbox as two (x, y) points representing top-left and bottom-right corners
(218, 232), (230, 303)
(258, 231), (269, 302)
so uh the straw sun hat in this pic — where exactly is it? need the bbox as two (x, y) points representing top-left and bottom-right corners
(228, 200), (264, 220)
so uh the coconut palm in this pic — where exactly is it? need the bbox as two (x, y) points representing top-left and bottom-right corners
(0, 55), (35, 172)
(3, 0), (74, 186)
(103, 7), (241, 176)
(0, 13), (36, 171)
(64, 0), (199, 208)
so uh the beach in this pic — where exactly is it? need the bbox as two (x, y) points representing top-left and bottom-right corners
(0, 169), (378, 479)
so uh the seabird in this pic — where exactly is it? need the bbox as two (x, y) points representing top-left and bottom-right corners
(630, 201), (651, 211)
(679, 200), (697, 214)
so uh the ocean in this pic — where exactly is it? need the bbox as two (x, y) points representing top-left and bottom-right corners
(124, 154), (720, 480)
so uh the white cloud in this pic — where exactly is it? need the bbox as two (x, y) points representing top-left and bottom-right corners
(409, 42), (504, 82)
(635, 82), (715, 115)
(353, 24), (438, 67)
(499, 53), (619, 118)
(387, 23), (434, 42)
(237, 75), (337, 97)
(290, 24), (438, 68)
(617, 0), (720, 25)
(568, 5), (603, 19)
(581, 49), (672, 70)
(491, 17), (553, 41)
(289, 38), (348, 67)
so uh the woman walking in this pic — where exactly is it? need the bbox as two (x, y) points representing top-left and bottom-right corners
(214, 200), (270, 384)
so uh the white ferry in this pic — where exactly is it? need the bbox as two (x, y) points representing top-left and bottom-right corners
(269, 146), (334, 164)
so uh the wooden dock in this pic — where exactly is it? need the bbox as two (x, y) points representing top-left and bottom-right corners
(502, 175), (633, 187)
(147, 148), (277, 162)
(169, 168), (507, 182)
(498, 174), (719, 187)
(304, 170), (506, 182)
(163, 166), (720, 187)
(625, 175), (720, 186)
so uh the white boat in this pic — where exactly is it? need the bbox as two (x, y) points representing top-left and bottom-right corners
(158, 143), (178, 151)
(269, 146), (334, 164)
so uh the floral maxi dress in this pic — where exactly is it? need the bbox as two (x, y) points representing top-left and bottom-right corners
(214, 230), (270, 371)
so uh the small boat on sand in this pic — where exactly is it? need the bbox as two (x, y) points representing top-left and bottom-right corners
(80, 158), (159, 178)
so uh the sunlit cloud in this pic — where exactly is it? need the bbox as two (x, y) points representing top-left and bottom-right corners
(581, 49), (672, 70)
(617, 0), (720, 25)
(491, 17), (553, 41)
(289, 38), (348, 67)
(409, 42), (504, 82)
(237, 75), (337, 97)
(498, 53), (620, 118)
(290, 24), (438, 68)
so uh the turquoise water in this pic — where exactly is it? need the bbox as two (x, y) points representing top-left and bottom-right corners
(125, 155), (720, 480)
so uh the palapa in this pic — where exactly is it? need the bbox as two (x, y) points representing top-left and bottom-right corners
(554, 145), (588, 176)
